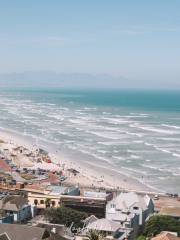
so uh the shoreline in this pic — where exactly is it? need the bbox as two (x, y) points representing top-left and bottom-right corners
(0, 127), (164, 194)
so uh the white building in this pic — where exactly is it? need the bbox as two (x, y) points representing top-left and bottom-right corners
(106, 192), (154, 238)
(84, 218), (131, 240)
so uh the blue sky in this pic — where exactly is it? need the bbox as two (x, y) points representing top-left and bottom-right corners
(0, 1), (180, 86)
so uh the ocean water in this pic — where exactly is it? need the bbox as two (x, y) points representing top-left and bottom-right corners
(0, 89), (180, 193)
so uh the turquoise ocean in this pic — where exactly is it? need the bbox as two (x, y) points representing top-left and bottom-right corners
(0, 89), (180, 193)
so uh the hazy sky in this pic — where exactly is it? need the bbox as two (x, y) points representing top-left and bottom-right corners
(0, 1), (180, 85)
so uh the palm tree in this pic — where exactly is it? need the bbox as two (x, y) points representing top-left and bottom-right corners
(45, 198), (51, 208)
(87, 230), (104, 240)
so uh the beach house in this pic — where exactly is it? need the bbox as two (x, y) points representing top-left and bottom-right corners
(0, 210), (14, 224)
(27, 185), (80, 208)
(0, 195), (32, 223)
(106, 192), (154, 238)
(85, 218), (132, 240)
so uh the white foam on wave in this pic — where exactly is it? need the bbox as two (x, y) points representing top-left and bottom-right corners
(158, 176), (169, 180)
(20, 115), (37, 120)
(83, 107), (97, 111)
(102, 117), (132, 125)
(155, 147), (172, 154)
(172, 172), (180, 176)
(86, 130), (120, 140)
(75, 127), (83, 131)
(133, 140), (144, 143)
(113, 156), (125, 161)
(158, 137), (180, 142)
(172, 153), (180, 158)
(116, 113), (149, 118)
(58, 107), (69, 111)
(94, 125), (118, 131)
(88, 153), (112, 164)
(57, 130), (74, 137)
(161, 124), (180, 129)
(121, 166), (147, 175)
(141, 164), (177, 175)
(102, 112), (111, 115)
(67, 145), (78, 151)
(141, 164), (171, 173)
(126, 131), (142, 137)
(137, 125), (176, 134)
(98, 141), (116, 146)
(75, 112), (85, 115)
(48, 114), (64, 121)
(130, 154), (141, 159)
(69, 119), (86, 125)
(113, 150), (119, 153)
(97, 150), (108, 154)
(144, 142), (154, 146)
(77, 116), (95, 121)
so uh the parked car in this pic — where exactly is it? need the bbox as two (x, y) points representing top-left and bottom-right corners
(153, 194), (159, 200)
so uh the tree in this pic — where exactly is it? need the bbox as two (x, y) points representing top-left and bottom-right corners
(45, 198), (51, 208)
(45, 206), (88, 229)
(144, 215), (180, 237)
(136, 236), (146, 240)
(87, 230), (104, 240)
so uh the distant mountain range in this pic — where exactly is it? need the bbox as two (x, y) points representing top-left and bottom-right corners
(0, 71), (128, 89)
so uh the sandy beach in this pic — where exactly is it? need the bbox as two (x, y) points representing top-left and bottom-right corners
(0, 127), (160, 193)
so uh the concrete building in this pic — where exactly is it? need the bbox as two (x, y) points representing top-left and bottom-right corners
(28, 187), (106, 217)
(28, 185), (80, 209)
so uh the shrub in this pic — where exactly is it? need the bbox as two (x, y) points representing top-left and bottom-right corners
(45, 206), (88, 229)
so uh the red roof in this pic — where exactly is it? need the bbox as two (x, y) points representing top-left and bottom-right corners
(152, 232), (180, 240)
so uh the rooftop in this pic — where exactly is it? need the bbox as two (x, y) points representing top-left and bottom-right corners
(0, 195), (28, 211)
(46, 185), (78, 195)
(0, 224), (49, 240)
(86, 218), (121, 232)
(107, 192), (152, 211)
(151, 232), (180, 240)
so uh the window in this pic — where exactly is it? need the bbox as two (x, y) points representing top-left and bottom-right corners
(51, 201), (56, 207)
(110, 204), (116, 208)
(40, 200), (44, 204)
(125, 223), (131, 228)
(133, 206), (139, 210)
(34, 199), (38, 205)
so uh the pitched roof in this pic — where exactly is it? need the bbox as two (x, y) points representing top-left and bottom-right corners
(108, 192), (151, 210)
(0, 195), (28, 211)
(86, 218), (121, 232)
(151, 232), (180, 240)
(0, 224), (47, 240)
(0, 232), (11, 240)
(83, 215), (98, 225)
